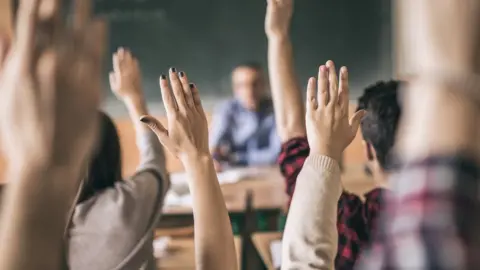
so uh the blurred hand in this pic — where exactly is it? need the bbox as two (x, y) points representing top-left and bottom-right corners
(0, 0), (106, 169)
(305, 61), (365, 162)
(265, 0), (293, 38)
(109, 48), (143, 101)
(140, 69), (210, 162)
(401, 0), (480, 74)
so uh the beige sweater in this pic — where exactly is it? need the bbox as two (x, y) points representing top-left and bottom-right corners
(67, 131), (169, 270)
(282, 155), (342, 270)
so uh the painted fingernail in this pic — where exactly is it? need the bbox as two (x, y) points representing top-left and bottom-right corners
(189, 83), (195, 89)
(170, 67), (176, 73)
(179, 71), (185, 77)
(160, 74), (166, 80)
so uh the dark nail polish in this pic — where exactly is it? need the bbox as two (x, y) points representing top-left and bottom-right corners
(160, 74), (166, 80)
(170, 67), (176, 73)
(189, 83), (195, 89)
(179, 71), (184, 77)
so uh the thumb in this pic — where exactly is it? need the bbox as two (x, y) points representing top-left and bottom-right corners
(140, 115), (177, 155)
(349, 110), (366, 135)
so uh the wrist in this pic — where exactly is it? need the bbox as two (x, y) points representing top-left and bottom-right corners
(267, 33), (289, 42)
(309, 148), (342, 164)
(180, 152), (213, 168)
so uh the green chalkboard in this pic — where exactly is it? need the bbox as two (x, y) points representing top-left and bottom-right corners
(96, 0), (392, 108)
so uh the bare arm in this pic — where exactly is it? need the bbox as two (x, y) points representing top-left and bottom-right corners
(0, 165), (83, 270)
(183, 155), (237, 270)
(265, 0), (305, 142)
(140, 69), (237, 270)
(0, 0), (105, 269)
(0, 0), (13, 39)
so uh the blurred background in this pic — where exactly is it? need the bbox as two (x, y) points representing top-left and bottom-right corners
(95, 0), (393, 116)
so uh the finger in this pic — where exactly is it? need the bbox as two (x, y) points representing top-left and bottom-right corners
(326, 60), (338, 106)
(349, 110), (366, 135)
(16, 0), (41, 61)
(73, 0), (91, 30)
(140, 115), (178, 155)
(178, 71), (195, 108)
(306, 77), (317, 112)
(338, 66), (349, 114)
(189, 83), (203, 108)
(85, 19), (106, 77)
(113, 53), (120, 72)
(317, 65), (328, 107)
(169, 67), (188, 113)
(0, 36), (10, 68)
(159, 74), (178, 113)
(36, 50), (57, 117)
(109, 71), (117, 89)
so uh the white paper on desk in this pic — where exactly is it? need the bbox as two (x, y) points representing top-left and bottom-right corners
(165, 167), (271, 208)
(270, 240), (282, 269)
(170, 167), (270, 186)
(153, 236), (171, 258)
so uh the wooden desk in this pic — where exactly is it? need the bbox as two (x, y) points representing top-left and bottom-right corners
(157, 236), (242, 270)
(251, 232), (282, 270)
(162, 167), (287, 216)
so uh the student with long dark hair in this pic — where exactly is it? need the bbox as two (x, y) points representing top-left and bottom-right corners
(66, 48), (169, 270)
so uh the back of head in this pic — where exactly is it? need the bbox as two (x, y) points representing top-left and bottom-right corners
(357, 80), (402, 169)
(77, 112), (122, 203)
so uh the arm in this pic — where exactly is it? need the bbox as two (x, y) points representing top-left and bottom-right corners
(184, 155), (238, 270)
(265, 0), (306, 142)
(361, 1), (480, 268)
(110, 48), (168, 187)
(0, 165), (85, 270)
(141, 69), (237, 270)
(282, 155), (341, 270)
(0, 0), (13, 39)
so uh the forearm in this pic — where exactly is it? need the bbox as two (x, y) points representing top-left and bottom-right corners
(282, 155), (341, 270)
(396, 81), (480, 162)
(0, 164), (83, 270)
(267, 35), (306, 142)
(183, 155), (237, 270)
(0, 0), (13, 39)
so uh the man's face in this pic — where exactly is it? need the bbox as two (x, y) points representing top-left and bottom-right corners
(232, 66), (265, 111)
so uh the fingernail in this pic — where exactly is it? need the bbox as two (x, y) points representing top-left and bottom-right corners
(139, 116), (150, 123)
(320, 65), (326, 72)
(160, 74), (166, 80)
(179, 71), (184, 77)
(170, 67), (176, 73)
(189, 83), (195, 89)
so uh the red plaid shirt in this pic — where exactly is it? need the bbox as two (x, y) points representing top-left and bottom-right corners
(358, 155), (480, 269)
(278, 137), (386, 270)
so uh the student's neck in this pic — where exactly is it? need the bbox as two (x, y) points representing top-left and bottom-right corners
(372, 169), (389, 189)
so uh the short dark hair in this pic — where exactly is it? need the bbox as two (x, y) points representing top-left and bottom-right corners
(356, 80), (402, 169)
(77, 112), (123, 203)
(234, 61), (263, 72)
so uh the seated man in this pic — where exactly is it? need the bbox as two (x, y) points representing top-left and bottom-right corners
(209, 62), (281, 169)
(264, 1), (401, 268)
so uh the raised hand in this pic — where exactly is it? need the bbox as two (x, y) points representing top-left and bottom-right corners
(305, 61), (365, 162)
(0, 0), (106, 169)
(265, 0), (293, 38)
(140, 69), (209, 162)
(109, 48), (143, 101)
